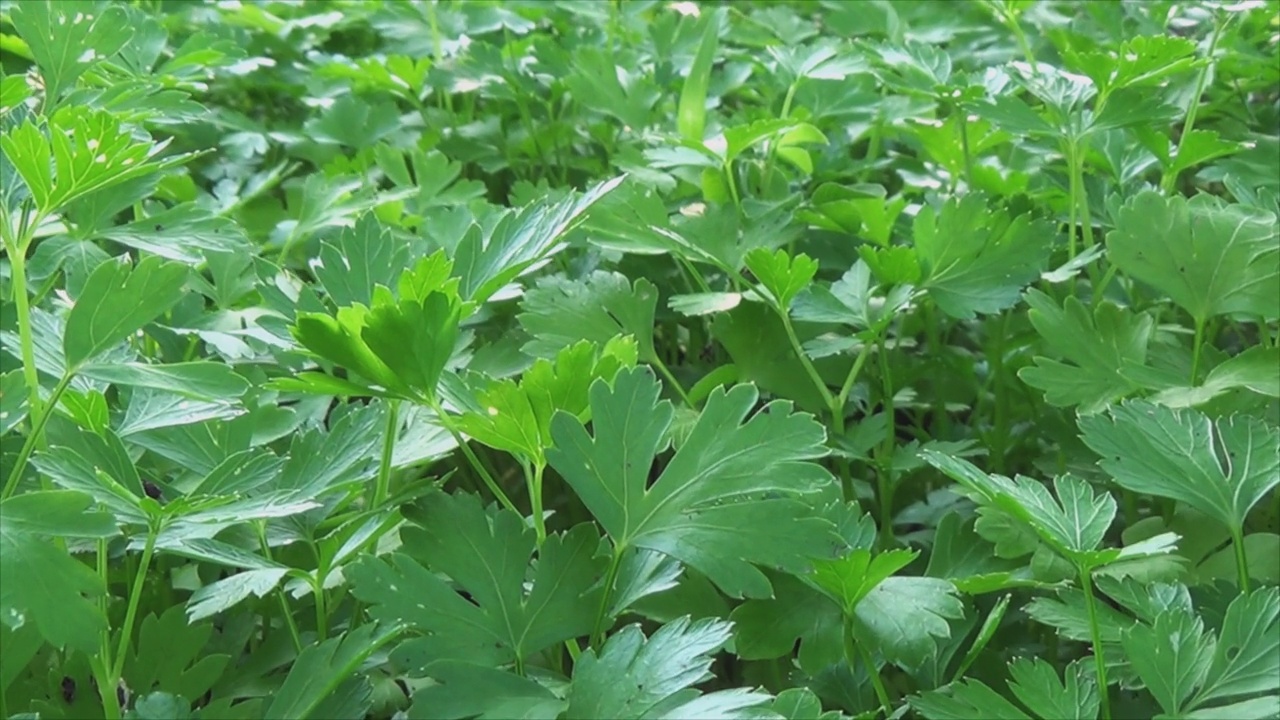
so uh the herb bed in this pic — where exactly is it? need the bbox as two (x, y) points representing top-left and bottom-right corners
(0, 1), (1278, 719)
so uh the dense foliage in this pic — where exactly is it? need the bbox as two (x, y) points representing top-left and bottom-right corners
(1, 0), (1278, 718)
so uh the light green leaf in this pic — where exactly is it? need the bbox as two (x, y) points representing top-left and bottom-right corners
(407, 661), (563, 720)
(1123, 608), (1213, 717)
(263, 624), (398, 720)
(744, 248), (820, 311)
(10, 0), (131, 105)
(349, 493), (604, 671)
(312, 213), (410, 308)
(64, 255), (189, 368)
(1007, 658), (1100, 720)
(1018, 290), (1154, 413)
(548, 368), (837, 598)
(1107, 192), (1280, 324)
(792, 261), (912, 332)
(566, 617), (773, 720)
(912, 194), (1053, 319)
(123, 605), (230, 704)
(0, 370), (27, 435)
(668, 292), (743, 317)
(126, 693), (193, 720)
(1079, 402), (1280, 538)
(678, 10), (721, 142)
(921, 452), (1131, 569)
(910, 677), (1032, 719)
(519, 272), (658, 362)
(1192, 587), (1280, 709)
(0, 491), (118, 653)
(1150, 346), (1280, 408)
(457, 338), (637, 464)
(453, 176), (623, 304)
(80, 361), (250, 400)
(117, 389), (243, 436)
(855, 574), (964, 668)
(186, 568), (291, 622)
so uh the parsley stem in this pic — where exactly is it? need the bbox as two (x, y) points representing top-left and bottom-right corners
(1190, 317), (1206, 384)
(1079, 567), (1112, 720)
(778, 311), (836, 409)
(2, 371), (74, 501)
(844, 614), (892, 715)
(1229, 524), (1251, 594)
(832, 342), (875, 501)
(112, 525), (159, 680)
(372, 400), (400, 508)
(429, 398), (519, 513)
(1162, 16), (1226, 194)
(258, 524), (304, 654)
(591, 548), (625, 648)
(875, 334), (897, 547)
(527, 461), (547, 545)
(96, 538), (119, 720)
(6, 240), (43, 429)
(651, 356), (693, 407)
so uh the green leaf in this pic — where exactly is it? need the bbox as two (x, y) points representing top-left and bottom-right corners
(811, 548), (918, 615)
(305, 95), (400, 149)
(126, 693), (193, 720)
(0, 491), (118, 653)
(349, 492), (605, 671)
(406, 661), (563, 720)
(1017, 290), (1155, 413)
(457, 338), (637, 464)
(678, 9), (722, 142)
(290, 286), (463, 403)
(186, 567), (291, 622)
(0, 370), (28, 435)
(1150, 346), (1280, 408)
(912, 194), (1053, 319)
(312, 213), (410, 308)
(1123, 607), (1213, 716)
(910, 677), (1032, 719)
(123, 605), (230, 703)
(912, 657), (1099, 720)
(64, 255), (189, 368)
(1, 107), (197, 214)
(565, 617), (773, 719)
(1192, 587), (1280, 709)
(10, 0), (131, 105)
(547, 368), (837, 598)
(1107, 192), (1280, 325)
(730, 571), (843, 674)
(263, 623), (398, 720)
(744, 248), (820, 311)
(792, 261), (912, 332)
(453, 177), (623, 303)
(922, 451), (1145, 569)
(117, 389), (243, 436)
(79, 361), (250, 400)
(1079, 402), (1280, 538)
(564, 47), (658, 131)
(519, 272), (658, 362)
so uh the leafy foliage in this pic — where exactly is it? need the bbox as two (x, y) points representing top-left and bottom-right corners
(1, 1), (1277, 719)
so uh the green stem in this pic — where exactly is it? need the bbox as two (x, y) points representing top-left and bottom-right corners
(777, 311), (836, 409)
(591, 548), (625, 648)
(314, 578), (329, 641)
(1229, 524), (1251, 594)
(1190, 317), (1206, 384)
(93, 655), (121, 720)
(429, 398), (519, 513)
(7, 242), (43, 426)
(1066, 141), (1080, 262)
(875, 335), (896, 547)
(844, 614), (892, 715)
(958, 110), (974, 191)
(1080, 567), (1112, 720)
(372, 400), (400, 508)
(832, 342), (876, 501)
(1161, 18), (1226, 193)
(2, 371), (74, 500)
(724, 162), (742, 210)
(528, 461), (547, 545)
(111, 526), (159, 680)
(990, 313), (1011, 475)
(95, 538), (118, 719)
(652, 356), (694, 407)
(257, 525), (304, 653)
